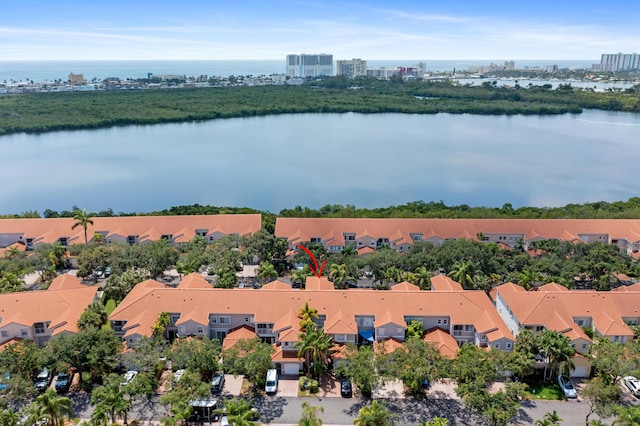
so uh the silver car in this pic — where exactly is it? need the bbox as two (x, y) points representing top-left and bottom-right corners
(558, 375), (577, 399)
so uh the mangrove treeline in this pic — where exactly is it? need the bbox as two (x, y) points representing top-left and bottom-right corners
(1, 76), (639, 135)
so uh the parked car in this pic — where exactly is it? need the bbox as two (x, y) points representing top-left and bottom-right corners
(55, 372), (71, 393)
(34, 368), (51, 392)
(340, 378), (352, 398)
(0, 372), (10, 390)
(558, 375), (577, 398)
(211, 372), (225, 393)
(104, 266), (111, 277)
(220, 416), (230, 426)
(623, 376), (640, 397)
(173, 369), (186, 383)
(121, 370), (138, 386)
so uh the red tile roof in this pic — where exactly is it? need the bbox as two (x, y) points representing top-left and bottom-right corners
(423, 329), (459, 359)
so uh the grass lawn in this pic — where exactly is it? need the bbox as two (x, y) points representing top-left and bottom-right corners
(524, 380), (565, 400)
(101, 299), (117, 331)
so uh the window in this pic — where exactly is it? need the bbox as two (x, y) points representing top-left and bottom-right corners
(215, 331), (226, 341)
(410, 233), (423, 242)
(0, 331), (7, 338)
(481, 334), (487, 342)
(195, 229), (208, 237)
(535, 325), (545, 332)
(170, 314), (180, 324)
(582, 343), (587, 350)
(494, 343), (501, 349)
(161, 234), (173, 241)
(465, 325), (474, 331)
(453, 325), (463, 331)
(210, 316), (217, 324)
(113, 321), (124, 332)
(219, 316), (230, 325)
(127, 235), (138, 245)
(335, 334), (347, 342)
(443, 319), (448, 325)
(197, 327), (204, 334)
(58, 237), (68, 246)
(577, 320), (584, 326)
(34, 323), (46, 334)
(437, 319), (442, 325)
(21, 329), (28, 336)
(310, 237), (322, 244)
(506, 342), (513, 349)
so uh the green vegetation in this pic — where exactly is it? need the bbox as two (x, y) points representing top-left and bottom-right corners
(1, 78), (639, 135)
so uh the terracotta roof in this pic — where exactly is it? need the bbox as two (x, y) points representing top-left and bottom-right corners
(177, 273), (211, 289)
(262, 280), (292, 290)
(324, 309), (357, 335)
(423, 329), (459, 359)
(271, 345), (302, 362)
(110, 281), (515, 345)
(535, 282), (568, 292)
(274, 218), (640, 251)
(304, 277), (334, 291)
(0, 274), (97, 342)
(222, 325), (258, 350)
(493, 283), (639, 340)
(431, 275), (463, 291)
(374, 338), (406, 355)
(48, 274), (86, 290)
(0, 214), (261, 248)
(0, 337), (24, 352)
(356, 247), (375, 255)
(391, 282), (420, 291)
(331, 343), (352, 359)
(612, 282), (640, 292)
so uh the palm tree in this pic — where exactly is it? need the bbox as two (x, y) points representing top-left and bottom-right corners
(539, 330), (575, 380)
(447, 261), (474, 288)
(257, 261), (278, 283)
(354, 400), (394, 426)
(413, 266), (431, 290)
(0, 409), (20, 426)
(291, 266), (312, 289)
(77, 301), (109, 330)
(90, 376), (131, 424)
(329, 263), (348, 289)
(535, 410), (563, 426)
(295, 324), (334, 378)
(152, 311), (171, 338)
(300, 401), (324, 426)
(34, 389), (73, 426)
(383, 267), (403, 287)
(297, 302), (319, 331)
(72, 208), (94, 245)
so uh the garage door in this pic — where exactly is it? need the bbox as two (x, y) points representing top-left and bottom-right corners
(283, 363), (300, 375)
(571, 366), (588, 378)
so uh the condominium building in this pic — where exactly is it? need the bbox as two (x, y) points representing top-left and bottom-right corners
(336, 58), (367, 78)
(592, 53), (640, 72)
(286, 54), (333, 78)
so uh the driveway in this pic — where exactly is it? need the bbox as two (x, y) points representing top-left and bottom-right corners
(222, 374), (244, 397)
(318, 373), (342, 398)
(427, 379), (461, 400)
(372, 379), (405, 399)
(275, 375), (299, 397)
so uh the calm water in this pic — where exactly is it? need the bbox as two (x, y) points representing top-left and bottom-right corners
(1, 110), (639, 215)
(0, 59), (596, 83)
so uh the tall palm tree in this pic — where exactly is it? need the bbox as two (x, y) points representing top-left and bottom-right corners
(447, 261), (474, 288)
(72, 208), (94, 245)
(34, 389), (73, 426)
(257, 261), (278, 283)
(90, 377), (131, 424)
(329, 263), (348, 289)
(354, 400), (394, 426)
(300, 401), (324, 426)
(297, 302), (319, 331)
(152, 311), (171, 338)
(291, 266), (312, 288)
(413, 266), (431, 290)
(295, 324), (334, 378)
(0, 409), (20, 426)
(539, 330), (575, 380)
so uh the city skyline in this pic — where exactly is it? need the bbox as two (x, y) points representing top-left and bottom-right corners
(2, 0), (639, 61)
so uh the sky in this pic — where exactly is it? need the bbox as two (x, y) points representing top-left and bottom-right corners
(1, 0), (639, 61)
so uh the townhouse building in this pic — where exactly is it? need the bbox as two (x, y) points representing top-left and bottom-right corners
(0, 274), (98, 347)
(0, 214), (261, 250)
(109, 273), (514, 375)
(274, 217), (640, 256)
(490, 282), (640, 377)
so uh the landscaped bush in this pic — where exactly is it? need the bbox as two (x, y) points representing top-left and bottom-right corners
(299, 376), (319, 393)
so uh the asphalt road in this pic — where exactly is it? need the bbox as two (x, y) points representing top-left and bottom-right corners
(66, 392), (627, 425)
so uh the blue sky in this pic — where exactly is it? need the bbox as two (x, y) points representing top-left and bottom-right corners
(1, 0), (639, 61)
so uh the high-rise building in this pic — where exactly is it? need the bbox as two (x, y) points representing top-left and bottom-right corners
(336, 58), (367, 78)
(592, 53), (640, 72)
(286, 54), (333, 78)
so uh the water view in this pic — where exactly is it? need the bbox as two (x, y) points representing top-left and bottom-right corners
(1, 110), (639, 214)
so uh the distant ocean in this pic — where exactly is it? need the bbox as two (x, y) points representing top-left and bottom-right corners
(0, 59), (596, 83)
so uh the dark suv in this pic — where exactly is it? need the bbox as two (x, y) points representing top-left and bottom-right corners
(211, 372), (225, 394)
(55, 372), (71, 393)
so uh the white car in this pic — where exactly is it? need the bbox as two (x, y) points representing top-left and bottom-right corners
(121, 370), (138, 386)
(558, 375), (577, 399)
(623, 376), (640, 397)
(220, 416), (229, 426)
(173, 369), (186, 383)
